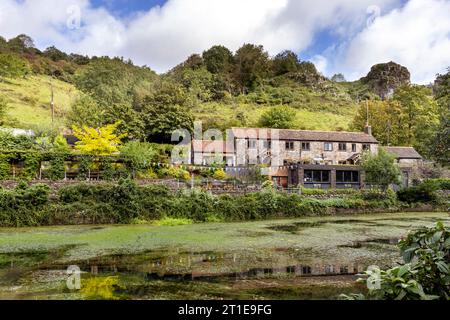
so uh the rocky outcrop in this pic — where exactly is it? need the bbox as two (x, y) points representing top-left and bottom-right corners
(361, 61), (411, 99)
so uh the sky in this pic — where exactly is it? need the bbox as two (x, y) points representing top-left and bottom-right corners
(0, 0), (449, 83)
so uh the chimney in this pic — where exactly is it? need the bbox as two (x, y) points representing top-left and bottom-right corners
(364, 124), (372, 136)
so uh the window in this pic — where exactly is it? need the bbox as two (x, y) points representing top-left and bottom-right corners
(248, 139), (257, 149)
(302, 142), (311, 151)
(285, 141), (295, 150)
(263, 140), (271, 149)
(336, 171), (360, 183)
(338, 143), (347, 151)
(324, 142), (333, 151)
(304, 170), (331, 183)
(363, 144), (371, 151)
(352, 144), (357, 152)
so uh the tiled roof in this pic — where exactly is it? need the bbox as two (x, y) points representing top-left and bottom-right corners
(230, 128), (379, 144)
(385, 147), (423, 159)
(192, 140), (235, 153)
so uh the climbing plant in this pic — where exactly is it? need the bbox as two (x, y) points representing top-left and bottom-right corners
(0, 154), (11, 180)
(100, 157), (115, 181)
(19, 152), (41, 181)
(46, 153), (68, 181)
(77, 155), (94, 180)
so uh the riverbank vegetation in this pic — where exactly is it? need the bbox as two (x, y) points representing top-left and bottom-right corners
(342, 222), (450, 300)
(0, 178), (448, 228)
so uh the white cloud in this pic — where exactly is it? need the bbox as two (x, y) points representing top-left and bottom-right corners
(341, 0), (450, 83)
(1, 0), (448, 84)
(311, 55), (328, 75)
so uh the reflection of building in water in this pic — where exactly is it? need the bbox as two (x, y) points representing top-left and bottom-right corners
(133, 252), (369, 280)
(84, 251), (370, 281)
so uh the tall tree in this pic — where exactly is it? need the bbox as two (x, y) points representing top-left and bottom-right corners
(393, 85), (439, 155)
(67, 94), (104, 128)
(272, 50), (299, 76)
(141, 82), (194, 143)
(352, 85), (439, 158)
(233, 44), (270, 93)
(7, 34), (35, 53)
(432, 69), (450, 166)
(202, 45), (234, 74)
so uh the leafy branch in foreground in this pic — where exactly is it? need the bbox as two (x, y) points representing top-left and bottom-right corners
(341, 222), (450, 300)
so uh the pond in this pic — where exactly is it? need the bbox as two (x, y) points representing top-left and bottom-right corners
(0, 212), (448, 300)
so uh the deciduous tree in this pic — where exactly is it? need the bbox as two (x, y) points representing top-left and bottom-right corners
(259, 105), (297, 129)
(72, 122), (125, 156)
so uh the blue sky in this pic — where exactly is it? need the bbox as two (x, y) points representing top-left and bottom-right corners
(90, 0), (166, 17)
(0, 0), (449, 83)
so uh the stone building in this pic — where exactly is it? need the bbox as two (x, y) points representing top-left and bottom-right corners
(384, 147), (423, 187)
(190, 126), (422, 189)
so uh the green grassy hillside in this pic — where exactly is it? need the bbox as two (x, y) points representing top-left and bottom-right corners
(0, 75), (79, 129)
(1, 74), (359, 132)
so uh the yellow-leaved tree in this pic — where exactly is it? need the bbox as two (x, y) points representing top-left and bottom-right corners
(72, 122), (125, 156)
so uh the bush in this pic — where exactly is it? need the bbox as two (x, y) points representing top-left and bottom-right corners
(397, 181), (439, 203)
(213, 169), (227, 181)
(0, 184), (50, 227)
(426, 178), (450, 190)
(343, 222), (450, 300)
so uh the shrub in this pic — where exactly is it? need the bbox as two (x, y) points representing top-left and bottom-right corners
(397, 181), (439, 203)
(46, 153), (67, 181)
(213, 169), (227, 181)
(343, 222), (450, 300)
(426, 178), (450, 190)
(0, 184), (50, 227)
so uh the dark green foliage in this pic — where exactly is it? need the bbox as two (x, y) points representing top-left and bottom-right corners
(0, 154), (11, 179)
(0, 182), (411, 227)
(67, 94), (103, 128)
(137, 81), (194, 142)
(43, 46), (69, 62)
(362, 149), (401, 189)
(19, 152), (41, 181)
(203, 45), (234, 74)
(344, 222), (450, 300)
(432, 68), (450, 166)
(398, 222), (450, 299)
(46, 153), (67, 181)
(100, 157), (115, 181)
(397, 181), (440, 203)
(272, 50), (300, 76)
(77, 155), (94, 180)
(234, 44), (270, 92)
(0, 53), (31, 78)
(0, 131), (34, 150)
(0, 184), (50, 227)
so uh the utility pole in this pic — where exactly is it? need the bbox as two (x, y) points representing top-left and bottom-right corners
(50, 77), (55, 126)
